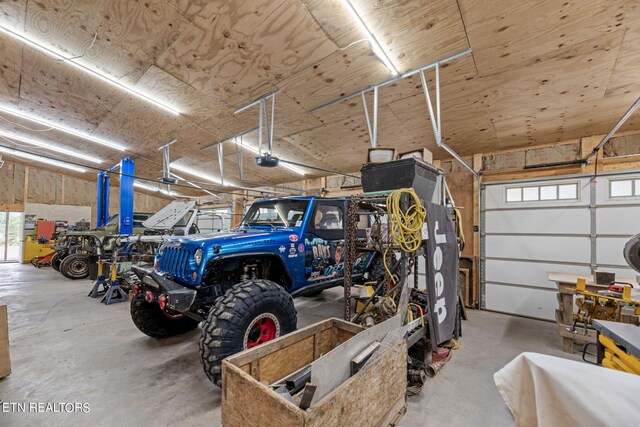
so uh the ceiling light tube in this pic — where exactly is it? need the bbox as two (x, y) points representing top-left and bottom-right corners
(0, 131), (102, 163)
(0, 26), (180, 116)
(170, 163), (224, 185)
(0, 145), (87, 172)
(170, 172), (218, 198)
(133, 180), (179, 197)
(342, 0), (398, 76)
(0, 105), (126, 151)
(231, 139), (306, 175)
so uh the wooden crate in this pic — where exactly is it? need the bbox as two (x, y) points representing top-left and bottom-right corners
(222, 318), (407, 427)
(0, 305), (10, 379)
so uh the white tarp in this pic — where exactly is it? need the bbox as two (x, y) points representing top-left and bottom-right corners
(494, 352), (640, 427)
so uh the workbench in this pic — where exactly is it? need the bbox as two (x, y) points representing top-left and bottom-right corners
(547, 272), (639, 353)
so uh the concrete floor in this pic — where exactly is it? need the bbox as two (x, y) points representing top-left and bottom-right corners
(0, 263), (579, 426)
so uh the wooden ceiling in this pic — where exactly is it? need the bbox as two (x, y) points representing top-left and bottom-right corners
(0, 0), (639, 196)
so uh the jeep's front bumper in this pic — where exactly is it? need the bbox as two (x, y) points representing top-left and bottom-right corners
(131, 265), (196, 313)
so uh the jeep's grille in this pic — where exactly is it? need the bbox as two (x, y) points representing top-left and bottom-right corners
(159, 247), (190, 278)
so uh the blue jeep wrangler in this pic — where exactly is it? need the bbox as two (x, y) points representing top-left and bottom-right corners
(130, 196), (385, 385)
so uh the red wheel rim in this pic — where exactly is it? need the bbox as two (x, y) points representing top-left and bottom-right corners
(244, 314), (279, 349)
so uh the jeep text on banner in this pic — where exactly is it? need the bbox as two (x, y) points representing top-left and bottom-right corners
(424, 202), (459, 345)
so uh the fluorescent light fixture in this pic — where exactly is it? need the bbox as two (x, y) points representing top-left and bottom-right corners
(232, 139), (306, 175)
(134, 180), (179, 197)
(0, 26), (180, 116)
(0, 145), (87, 172)
(170, 172), (218, 197)
(170, 163), (224, 185)
(342, 0), (398, 76)
(0, 131), (102, 163)
(0, 105), (126, 151)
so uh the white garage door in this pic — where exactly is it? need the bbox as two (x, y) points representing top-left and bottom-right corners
(481, 171), (640, 320)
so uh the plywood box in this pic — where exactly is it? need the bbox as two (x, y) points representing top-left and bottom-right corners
(0, 305), (10, 379)
(222, 318), (407, 427)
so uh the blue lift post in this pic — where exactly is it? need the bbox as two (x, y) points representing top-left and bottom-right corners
(95, 157), (135, 234)
(90, 157), (136, 305)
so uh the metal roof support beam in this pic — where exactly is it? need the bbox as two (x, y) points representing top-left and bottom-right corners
(362, 93), (374, 148)
(158, 139), (178, 184)
(361, 87), (379, 148)
(236, 135), (244, 182)
(201, 127), (259, 151)
(419, 64), (477, 177)
(217, 143), (224, 186)
(309, 48), (472, 113)
(372, 86), (379, 148)
(234, 89), (281, 115)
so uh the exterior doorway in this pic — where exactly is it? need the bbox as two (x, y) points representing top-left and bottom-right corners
(0, 211), (23, 262)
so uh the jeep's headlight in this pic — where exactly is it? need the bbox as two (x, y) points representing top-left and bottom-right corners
(158, 243), (165, 256)
(194, 248), (203, 266)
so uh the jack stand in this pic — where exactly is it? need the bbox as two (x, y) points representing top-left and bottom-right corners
(88, 276), (108, 298)
(88, 261), (107, 298)
(100, 279), (129, 305)
(88, 261), (129, 304)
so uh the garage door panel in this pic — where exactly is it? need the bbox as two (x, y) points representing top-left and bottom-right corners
(483, 173), (639, 320)
(485, 259), (590, 289)
(596, 206), (639, 235)
(486, 209), (589, 234)
(484, 185), (506, 210)
(596, 237), (632, 266)
(486, 235), (590, 263)
(483, 179), (590, 210)
(594, 173), (640, 205)
(484, 283), (556, 320)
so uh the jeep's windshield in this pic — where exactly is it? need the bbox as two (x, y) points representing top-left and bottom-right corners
(242, 200), (309, 228)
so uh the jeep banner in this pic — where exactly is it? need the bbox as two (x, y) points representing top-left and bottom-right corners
(424, 202), (459, 345)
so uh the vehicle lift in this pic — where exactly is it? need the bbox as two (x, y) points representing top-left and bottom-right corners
(89, 158), (135, 305)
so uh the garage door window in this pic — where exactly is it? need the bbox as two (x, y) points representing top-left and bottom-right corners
(609, 178), (640, 198)
(506, 183), (578, 203)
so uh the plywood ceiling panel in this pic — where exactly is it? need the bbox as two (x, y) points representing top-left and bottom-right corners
(19, 49), (126, 127)
(278, 43), (390, 110)
(156, 0), (336, 107)
(0, 0), (638, 190)
(24, 0), (189, 86)
(163, 0), (210, 21)
(302, 0), (471, 73)
(605, 26), (640, 98)
(458, 0), (639, 75)
(0, 37), (22, 99)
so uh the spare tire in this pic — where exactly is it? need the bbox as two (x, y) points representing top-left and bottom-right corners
(199, 279), (297, 386)
(59, 253), (91, 280)
(51, 251), (65, 272)
(130, 295), (200, 338)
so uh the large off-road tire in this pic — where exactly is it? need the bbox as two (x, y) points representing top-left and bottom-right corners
(199, 279), (297, 386)
(130, 294), (200, 338)
(51, 251), (65, 272)
(59, 253), (91, 280)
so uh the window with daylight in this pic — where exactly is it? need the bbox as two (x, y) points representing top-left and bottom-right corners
(505, 182), (578, 203)
(609, 178), (640, 198)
